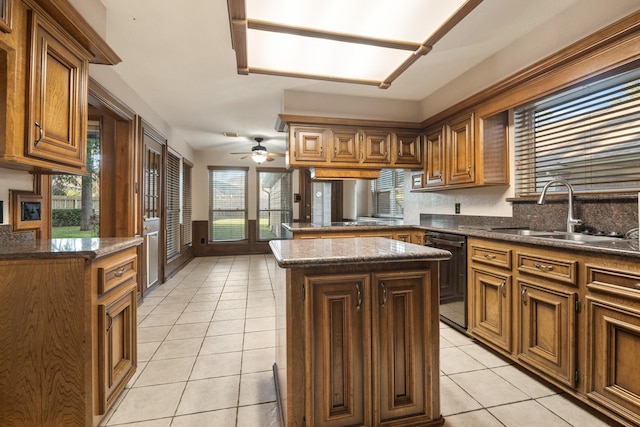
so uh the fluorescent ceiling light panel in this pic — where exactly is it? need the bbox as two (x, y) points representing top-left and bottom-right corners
(229, 0), (478, 87)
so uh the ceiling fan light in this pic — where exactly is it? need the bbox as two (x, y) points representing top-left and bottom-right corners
(252, 151), (268, 164)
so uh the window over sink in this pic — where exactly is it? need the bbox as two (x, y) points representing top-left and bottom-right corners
(514, 61), (640, 196)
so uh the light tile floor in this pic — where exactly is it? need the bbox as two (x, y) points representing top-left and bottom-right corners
(101, 255), (622, 427)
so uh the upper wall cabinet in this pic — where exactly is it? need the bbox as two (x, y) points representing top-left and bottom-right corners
(0, 0), (119, 174)
(286, 122), (423, 171)
(419, 110), (509, 191)
(26, 9), (88, 169)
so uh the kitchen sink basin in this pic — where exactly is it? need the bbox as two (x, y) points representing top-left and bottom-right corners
(493, 229), (623, 244)
(491, 228), (550, 236)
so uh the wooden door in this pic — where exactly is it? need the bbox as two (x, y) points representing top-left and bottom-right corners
(305, 274), (371, 427)
(141, 122), (165, 293)
(517, 280), (577, 387)
(372, 271), (430, 424)
(98, 280), (137, 414)
(26, 10), (89, 170)
(424, 127), (445, 187)
(469, 267), (513, 352)
(447, 113), (475, 185)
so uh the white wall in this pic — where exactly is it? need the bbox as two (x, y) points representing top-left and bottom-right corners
(191, 150), (298, 222)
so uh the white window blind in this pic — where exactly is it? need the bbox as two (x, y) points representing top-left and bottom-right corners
(208, 167), (248, 241)
(514, 64), (640, 196)
(257, 169), (293, 241)
(166, 152), (181, 260)
(371, 169), (404, 218)
(182, 160), (193, 247)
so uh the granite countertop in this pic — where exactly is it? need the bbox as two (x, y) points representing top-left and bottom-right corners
(269, 236), (451, 268)
(418, 221), (640, 258)
(0, 237), (144, 259)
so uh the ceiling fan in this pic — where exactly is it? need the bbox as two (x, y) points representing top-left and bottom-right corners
(231, 137), (285, 164)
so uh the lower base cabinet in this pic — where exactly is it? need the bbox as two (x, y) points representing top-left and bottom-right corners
(0, 243), (139, 426)
(468, 237), (640, 427)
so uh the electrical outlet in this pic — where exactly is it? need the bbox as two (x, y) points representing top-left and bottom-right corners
(455, 203), (461, 214)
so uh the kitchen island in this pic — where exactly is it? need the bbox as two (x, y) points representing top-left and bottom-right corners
(269, 237), (450, 427)
(0, 237), (142, 426)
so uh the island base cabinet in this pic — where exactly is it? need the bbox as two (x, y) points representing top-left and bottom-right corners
(279, 262), (443, 427)
(586, 296), (640, 426)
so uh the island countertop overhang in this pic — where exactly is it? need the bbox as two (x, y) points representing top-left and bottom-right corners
(269, 236), (451, 268)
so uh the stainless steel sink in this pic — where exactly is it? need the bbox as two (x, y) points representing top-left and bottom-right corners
(491, 228), (550, 236)
(493, 229), (623, 244)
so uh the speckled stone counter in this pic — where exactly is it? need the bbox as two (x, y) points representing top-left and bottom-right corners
(270, 236), (450, 267)
(270, 237), (449, 427)
(0, 237), (143, 259)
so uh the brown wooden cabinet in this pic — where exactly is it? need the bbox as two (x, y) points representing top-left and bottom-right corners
(305, 274), (371, 427)
(275, 254), (443, 427)
(585, 261), (640, 426)
(469, 266), (513, 352)
(0, 0), (118, 174)
(468, 237), (640, 426)
(446, 112), (475, 185)
(0, 241), (140, 426)
(420, 110), (508, 191)
(287, 122), (423, 171)
(96, 253), (138, 413)
(26, 9), (89, 171)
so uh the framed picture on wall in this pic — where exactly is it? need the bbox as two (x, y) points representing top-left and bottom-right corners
(10, 190), (43, 232)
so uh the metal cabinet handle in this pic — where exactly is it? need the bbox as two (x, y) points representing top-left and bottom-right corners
(34, 122), (43, 146)
(501, 280), (506, 297)
(114, 267), (126, 277)
(483, 253), (496, 259)
(106, 312), (113, 333)
(521, 287), (528, 305)
(534, 262), (554, 271)
(380, 282), (387, 307)
(636, 283), (640, 290)
(356, 284), (362, 310)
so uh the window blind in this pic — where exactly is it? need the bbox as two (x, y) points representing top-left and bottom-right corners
(371, 169), (404, 217)
(208, 167), (248, 241)
(166, 152), (181, 260)
(257, 169), (293, 240)
(182, 160), (193, 247)
(514, 64), (640, 196)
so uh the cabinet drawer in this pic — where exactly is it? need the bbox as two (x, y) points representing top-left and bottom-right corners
(586, 264), (640, 296)
(516, 252), (576, 285)
(470, 245), (511, 269)
(99, 254), (138, 294)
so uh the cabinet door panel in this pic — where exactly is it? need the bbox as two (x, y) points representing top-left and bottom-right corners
(98, 281), (137, 413)
(305, 274), (370, 427)
(518, 280), (577, 387)
(362, 130), (391, 164)
(393, 132), (422, 167)
(27, 11), (88, 169)
(469, 268), (512, 352)
(587, 297), (640, 425)
(424, 127), (445, 187)
(291, 126), (327, 163)
(373, 272), (430, 424)
(447, 113), (474, 185)
(330, 129), (360, 163)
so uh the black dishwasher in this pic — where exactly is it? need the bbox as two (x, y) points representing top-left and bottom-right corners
(424, 231), (467, 332)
